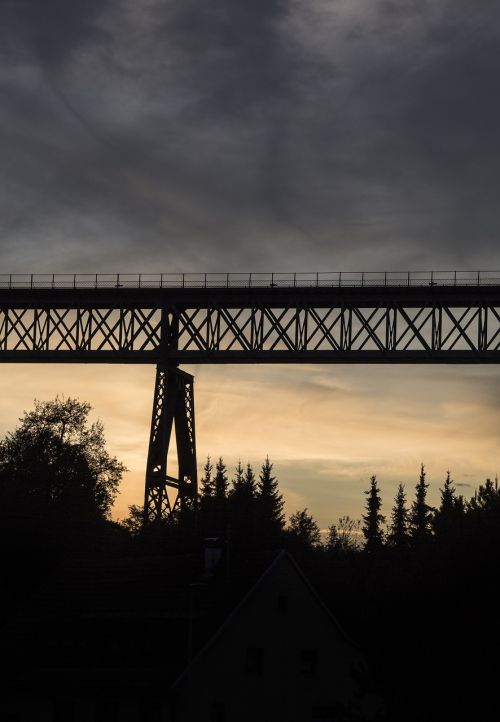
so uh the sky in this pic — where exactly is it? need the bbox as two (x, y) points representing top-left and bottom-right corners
(1, 0), (500, 529)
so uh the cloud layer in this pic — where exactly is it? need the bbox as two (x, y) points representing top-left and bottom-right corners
(2, 0), (500, 270)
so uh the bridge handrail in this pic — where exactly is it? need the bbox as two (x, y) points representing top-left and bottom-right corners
(1, 271), (500, 289)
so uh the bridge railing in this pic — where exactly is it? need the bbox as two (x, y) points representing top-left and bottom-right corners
(1, 271), (500, 289)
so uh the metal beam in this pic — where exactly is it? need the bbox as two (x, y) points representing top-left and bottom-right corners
(144, 365), (197, 524)
(1, 291), (500, 363)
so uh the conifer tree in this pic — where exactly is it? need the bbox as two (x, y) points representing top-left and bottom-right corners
(468, 477), (500, 514)
(388, 483), (410, 548)
(200, 455), (214, 499)
(203, 456), (228, 538)
(243, 462), (257, 498)
(362, 475), (385, 551)
(434, 470), (464, 536)
(256, 456), (285, 542)
(409, 464), (434, 541)
(228, 461), (257, 548)
(230, 460), (245, 495)
(213, 457), (229, 499)
(230, 461), (256, 504)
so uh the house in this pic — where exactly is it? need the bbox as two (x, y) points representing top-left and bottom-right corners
(0, 549), (381, 721)
(172, 550), (378, 722)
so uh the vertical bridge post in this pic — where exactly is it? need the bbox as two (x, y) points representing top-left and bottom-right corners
(144, 364), (197, 524)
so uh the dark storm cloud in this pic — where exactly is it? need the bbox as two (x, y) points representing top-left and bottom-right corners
(0, 0), (111, 67)
(1, 0), (500, 271)
(164, 0), (299, 114)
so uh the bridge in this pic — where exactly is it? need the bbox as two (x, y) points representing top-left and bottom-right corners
(1, 271), (500, 522)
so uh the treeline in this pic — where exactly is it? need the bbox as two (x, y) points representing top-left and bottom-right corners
(124, 455), (287, 553)
(361, 464), (500, 553)
(125, 455), (500, 564)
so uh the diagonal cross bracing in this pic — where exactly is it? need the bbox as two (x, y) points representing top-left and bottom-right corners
(1, 285), (500, 362)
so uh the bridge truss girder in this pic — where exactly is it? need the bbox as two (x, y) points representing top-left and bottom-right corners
(1, 301), (500, 362)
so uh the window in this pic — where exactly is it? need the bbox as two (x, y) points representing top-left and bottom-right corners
(211, 702), (226, 722)
(299, 649), (318, 678)
(245, 647), (264, 675)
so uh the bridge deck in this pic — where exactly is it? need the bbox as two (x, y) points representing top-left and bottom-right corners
(1, 274), (500, 363)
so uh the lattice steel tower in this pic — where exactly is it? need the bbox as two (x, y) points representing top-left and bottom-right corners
(144, 365), (197, 523)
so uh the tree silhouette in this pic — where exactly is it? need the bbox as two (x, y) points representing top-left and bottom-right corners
(256, 456), (285, 544)
(288, 508), (321, 549)
(203, 456), (228, 537)
(229, 461), (257, 549)
(214, 457), (229, 499)
(200, 455), (214, 499)
(433, 471), (464, 537)
(243, 462), (257, 498)
(362, 475), (385, 551)
(325, 516), (361, 553)
(409, 464), (434, 542)
(230, 460), (245, 494)
(0, 396), (125, 522)
(387, 483), (410, 548)
(229, 461), (257, 510)
(468, 477), (500, 514)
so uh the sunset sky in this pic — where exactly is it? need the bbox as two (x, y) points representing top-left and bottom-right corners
(1, 1), (500, 529)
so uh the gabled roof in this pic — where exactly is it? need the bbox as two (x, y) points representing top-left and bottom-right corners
(172, 548), (359, 689)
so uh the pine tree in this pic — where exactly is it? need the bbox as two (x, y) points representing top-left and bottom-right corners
(213, 457), (228, 499)
(230, 461), (256, 504)
(229, 461), (257, 549)
(256, 456), (285, 543)
(200, 455), (214, 499)
(409, 464), (434, 541)
(243, 462), (257, 498)
(468, 477), (500, 514)
(230, 460), (245, 495)
(388, 483), (410, 548)
(434, 470), (463, 536)
(362, 475), (385, 551)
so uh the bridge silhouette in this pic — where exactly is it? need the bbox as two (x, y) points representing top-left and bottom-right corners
(1, 271), (500, 523)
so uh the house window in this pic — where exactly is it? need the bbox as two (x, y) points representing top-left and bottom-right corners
(299, 649), (318, 678)
(211, 702), (226, 722)
(277, 594), (289, 614)
(245, 647), (264, 676)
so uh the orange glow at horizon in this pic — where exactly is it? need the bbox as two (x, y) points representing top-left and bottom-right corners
(0, 363), (498, 530)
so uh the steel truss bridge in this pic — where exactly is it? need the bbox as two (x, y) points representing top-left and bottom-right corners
(1, 271), (500, 523)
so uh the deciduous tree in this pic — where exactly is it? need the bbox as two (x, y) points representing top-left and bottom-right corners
(0, 397), (125, 522)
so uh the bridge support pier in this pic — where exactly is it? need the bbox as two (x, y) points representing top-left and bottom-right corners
(144, 364), (198, 524)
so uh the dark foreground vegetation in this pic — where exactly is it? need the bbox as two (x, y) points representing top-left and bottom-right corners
(1, 397), (499, 720)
